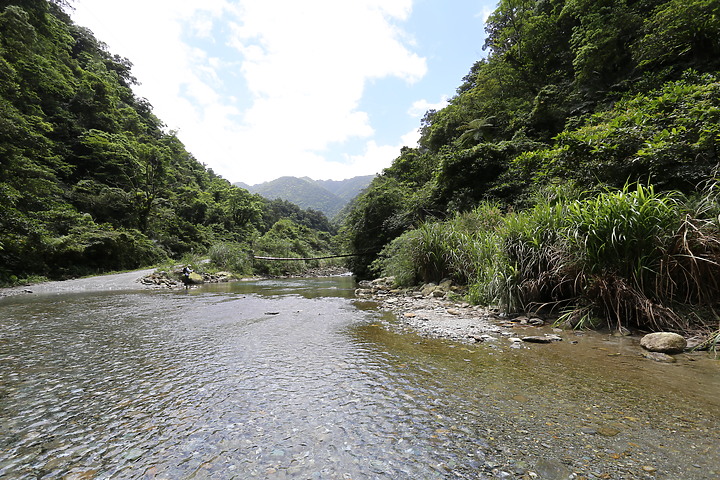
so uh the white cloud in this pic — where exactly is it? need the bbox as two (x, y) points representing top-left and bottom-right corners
(476, 4), (495, 22)
(71, 0), (428, 184)
(315, 128), (420, 182)
(408, 96), (450, 118)
(225, 0), (426, 159)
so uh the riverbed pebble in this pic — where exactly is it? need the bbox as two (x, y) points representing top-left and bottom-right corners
(641, 351), (677, 363)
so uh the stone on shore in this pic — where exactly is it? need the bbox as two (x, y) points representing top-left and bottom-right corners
(640, 332), (686, 354)
(186, 272), (204, 284)
(140, 269), (236, 289)
(420, 283), (438, 297)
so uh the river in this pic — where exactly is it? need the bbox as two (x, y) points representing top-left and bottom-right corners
(0, 275), (718, 479)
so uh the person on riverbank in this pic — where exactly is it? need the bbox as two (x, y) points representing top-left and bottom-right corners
(181, 266), (193, 287)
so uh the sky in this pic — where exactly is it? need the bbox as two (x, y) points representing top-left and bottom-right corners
(70, 0), (497, 185)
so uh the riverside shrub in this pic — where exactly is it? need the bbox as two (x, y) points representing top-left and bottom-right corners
(208, 242), (252, 275)
(373, 182), (720, 331)
(372, 204), (503, 286)
(469, 184), (718, 331)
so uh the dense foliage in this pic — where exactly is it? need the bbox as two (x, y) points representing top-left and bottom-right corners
(0, 0), (336, 283)
(373, 183), (720, 334)
(344, 0), (720, 335)
(345, 0), (720, 279)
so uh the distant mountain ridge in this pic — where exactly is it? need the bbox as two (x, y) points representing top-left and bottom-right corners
(235, 175), (374, 220)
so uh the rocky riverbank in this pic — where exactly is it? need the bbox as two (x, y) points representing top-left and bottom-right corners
(356, 276), (566, 345)
(140, 265), (351, 288)
(356, 276), (709, 360)
(139, 269), (238, 289)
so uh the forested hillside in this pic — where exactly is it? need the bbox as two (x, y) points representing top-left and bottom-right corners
(343, 0), (720, 334)
(236, 175), (373, 221)
(316, 175), (375, 202)
(346, 0), (720, 275)
(0, 0), (335, 284)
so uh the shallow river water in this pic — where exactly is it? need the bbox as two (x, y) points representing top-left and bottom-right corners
(0, 276), (718, 479)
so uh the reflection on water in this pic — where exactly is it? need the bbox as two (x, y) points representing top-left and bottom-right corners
(201, 275), (359, 299)
(0, 277), (718, 479)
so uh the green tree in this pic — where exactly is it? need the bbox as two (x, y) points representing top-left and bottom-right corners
(633, 0), (720, 75)
(343, 177), (415, 278)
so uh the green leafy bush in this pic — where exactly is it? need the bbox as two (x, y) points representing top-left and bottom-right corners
(458, 184), (720, 332)
(519, 73), (720, 193)
(372, 203), (504, 287)
(49, 224), (166, 277)
(252, 219), (335, 276)
(208, 242), (252, 275)
(371, 229), (422, 286)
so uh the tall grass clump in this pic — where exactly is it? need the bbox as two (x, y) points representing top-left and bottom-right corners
(657, 176), (720, 342)
(171, 251), (206, 273)
(468, 183), (720, 333)
(566, 184), (680, 289)
(372, 203), (503, 286)
(562, 184), (685, 330)
(208, 242), (253, 275)
(468, 200), (568, 312)
(669, 173), (720, 303)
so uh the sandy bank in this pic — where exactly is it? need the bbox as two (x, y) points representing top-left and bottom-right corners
(0, 268), (157, 298)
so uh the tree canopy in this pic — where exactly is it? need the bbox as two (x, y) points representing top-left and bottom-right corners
(0, 0), (335, 283)
(344, 0), (720, 278)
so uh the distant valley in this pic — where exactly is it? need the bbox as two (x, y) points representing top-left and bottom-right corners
(234, 175), (375, 220)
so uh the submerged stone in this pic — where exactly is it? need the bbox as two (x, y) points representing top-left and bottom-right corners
(521, 335), (562, 343)
(642, 351), (677, 363)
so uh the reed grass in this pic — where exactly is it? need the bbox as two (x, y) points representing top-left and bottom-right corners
(559, 184), (687, 329)
(372, 203), (503, 286)
(376, 181), (720, 334)
(489, 201), (569, 311)
(208, 242), (253, 274)
(565, 184), (680, 289)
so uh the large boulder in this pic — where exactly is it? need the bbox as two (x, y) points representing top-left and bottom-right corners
(640, 332), (687, 354)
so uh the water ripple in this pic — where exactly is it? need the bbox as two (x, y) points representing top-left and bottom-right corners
(0, 284), (492, 479)
(2, 278), (719, 479)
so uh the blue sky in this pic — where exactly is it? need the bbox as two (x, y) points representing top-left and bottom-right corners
(71, 0), (497, 185)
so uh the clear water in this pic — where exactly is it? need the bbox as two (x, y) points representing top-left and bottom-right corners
(0, 277), (718, 479)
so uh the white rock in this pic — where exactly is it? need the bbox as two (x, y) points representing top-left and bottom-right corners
(640, 332), (686, 354)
